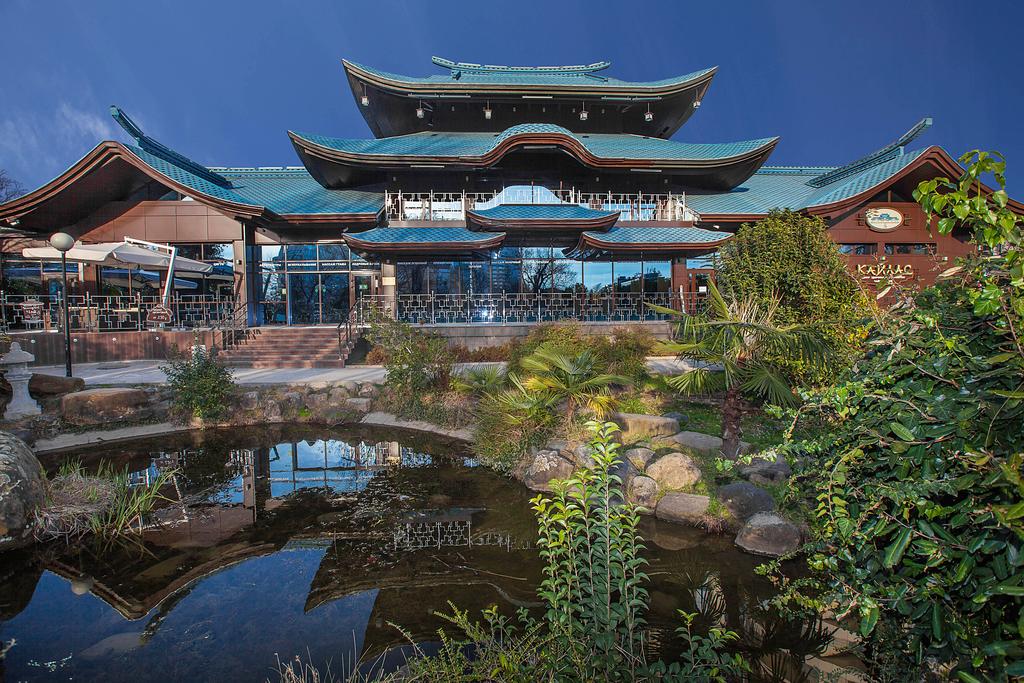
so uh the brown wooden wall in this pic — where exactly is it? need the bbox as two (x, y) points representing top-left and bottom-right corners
(12, 329), (219, 366)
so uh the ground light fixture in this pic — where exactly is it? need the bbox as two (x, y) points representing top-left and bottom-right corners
(49, 231), (75, 378)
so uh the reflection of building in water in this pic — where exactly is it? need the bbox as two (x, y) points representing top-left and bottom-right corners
(392, 509), (529, 551)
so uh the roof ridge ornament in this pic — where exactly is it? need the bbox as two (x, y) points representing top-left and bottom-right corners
(109, 106), (233, 189)
(431, 55), (611, 76)
(807, 117), (933, 188)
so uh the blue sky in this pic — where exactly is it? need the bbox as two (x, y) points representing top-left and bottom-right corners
(2, 0), (1022, 193)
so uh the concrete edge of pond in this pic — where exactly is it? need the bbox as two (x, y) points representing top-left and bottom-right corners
(31, 422), (197, 455)
(360, 411), (474, 443)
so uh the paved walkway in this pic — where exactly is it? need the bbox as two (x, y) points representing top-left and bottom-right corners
(30, 357), (690, 386)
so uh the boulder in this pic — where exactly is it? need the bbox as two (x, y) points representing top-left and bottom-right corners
(623, 447), (656, 470)
(345, 397), (372, 413)
(0, 430), (45, 551)
(339, 380), (360, 396)
(668, 430), (754, 456)
(357, 382), (379, 398)
(520, 449), (575, 492)
(610, 457), (641, 489)
(60, 388), (150, 426)
(567, 444), (595, 469)
(739, 456), (792, 484)
(655, 492), (710, 526)
(29, 374), (85, 398)
(609, 412), (680, 441)
(627, 475), (658, 510)
(328, 387), (350, 404)
(734, 512), (801, 557)
(240, 391), (260, 411)
(646, 452), (702, 490)
(264, 400), (282, 421)
(281, 392), (303, 412)
(717, 481), (776, 523)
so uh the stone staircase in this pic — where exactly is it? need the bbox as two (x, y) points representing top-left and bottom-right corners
(218, 326), (360, 368)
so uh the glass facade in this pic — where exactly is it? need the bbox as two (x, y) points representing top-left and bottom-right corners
(0, 256), (80, 296)
(254, 242), (379, 324)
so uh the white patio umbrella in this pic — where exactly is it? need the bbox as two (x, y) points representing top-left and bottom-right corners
(22, 241), (213, 273)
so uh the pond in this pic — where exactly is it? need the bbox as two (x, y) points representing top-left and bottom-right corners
(0, 426), (830, 682)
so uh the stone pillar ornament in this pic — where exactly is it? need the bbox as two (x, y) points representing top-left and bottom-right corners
(1, 343), (41, 420)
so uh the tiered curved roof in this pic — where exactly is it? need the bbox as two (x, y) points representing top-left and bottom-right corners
(343, 57), (717, 138)
(291, 123), (778, 191)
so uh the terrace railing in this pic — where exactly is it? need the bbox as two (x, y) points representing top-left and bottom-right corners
(0, 292), (239, 333)
(356, 291), (705, 326)
(384, 189), (698, 223)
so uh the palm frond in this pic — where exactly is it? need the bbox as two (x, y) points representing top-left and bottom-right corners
(739, 362), (799, 406)
(664, 367), (728, 396)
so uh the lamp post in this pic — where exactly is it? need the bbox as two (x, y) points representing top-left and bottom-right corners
(49, 232), (75, 377)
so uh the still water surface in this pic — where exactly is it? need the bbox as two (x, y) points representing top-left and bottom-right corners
(0, 426), (828, 682)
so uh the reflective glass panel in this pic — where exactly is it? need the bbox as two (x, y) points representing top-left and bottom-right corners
(287, 273), (320, 324)
(584, 261), (614, 294)
(397, 264), (430, 295)
(614, 261), (643, 293)
(551, 259), (583, 293)
(643, 260), (671, 293)
(491, 261), (522, 294)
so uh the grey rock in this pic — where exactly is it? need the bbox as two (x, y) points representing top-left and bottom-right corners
(610, 457), (641, 489)
(668, 430), (754, 456)
(240, 391), (260, 410)
(339, 380), (360, 396)
(60, 388), (150, 426)
(281, 392), (303, 411)
(655, 492), (710, 526)
(357, 382), (379, 398)
(646, 452), (702, 490)
(609, 412), (680, 440)
(264, 400), (282, 421)
(521, 449), (575, 492)
(734, 512), (801, 557)
(345, 397), (372, 413)
(717, 481), (776, 523)
(662, 411), (688, 425)
(623, 447), (656, 470)
(627, 475), (658, 511)
(739, 456), (792, 484)
(0, 430), (45, 551)
(568, 444), (595, 468)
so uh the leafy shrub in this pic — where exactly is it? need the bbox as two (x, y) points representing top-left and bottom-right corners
(450, 365), (506, 395)
(506, 320), (588, 369)
(365, 313), (454, 394)
(161, 341), (236, 422)
(451, 342), (515, 362)
(776, 151), (1024, 680)
(716, 209), (872, 384)
(520, 346), (630, 421)
(472, 374), (557, 472)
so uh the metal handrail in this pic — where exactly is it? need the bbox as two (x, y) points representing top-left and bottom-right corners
(335, 306), (361, 359)
(211, 300), (249, 350)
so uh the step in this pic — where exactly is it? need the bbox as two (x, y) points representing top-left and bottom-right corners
(224, 359), (348, 369)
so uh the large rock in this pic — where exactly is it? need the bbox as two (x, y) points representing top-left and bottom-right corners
(646, 452), (702, 490)
(668, 431), (753, 456)
(739, 455), (792, 484)
(520, 449), (575, 492)
(655, 492), (710, 526)
(623, 447), (656, 470)
(29, 374), (85, 398)
(610, 412), (680, 441)
(0, 430), (45, 551)
(627, 475), (658, 510)
(610, 457), (641, 489)
(717, 481), (776, 523)
(60, 388), (150, 426)
(734, 512), (801, 557)
(345, 397), (372, 413)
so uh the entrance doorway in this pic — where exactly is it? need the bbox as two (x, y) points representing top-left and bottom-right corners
(350, 272), (377, 318)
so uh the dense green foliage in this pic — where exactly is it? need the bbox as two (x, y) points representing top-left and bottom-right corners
(779, 151), (1024, 680)
(520, 346), (630, 421)
(716, 210), (871, 383)
(396, 421), (747, 682)
(507, 322), (657, 384)
(161, 341), (236, 421)
(656, 280), (832, 457)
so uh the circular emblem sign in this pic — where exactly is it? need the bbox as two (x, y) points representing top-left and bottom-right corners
(865, 207), (904, 232)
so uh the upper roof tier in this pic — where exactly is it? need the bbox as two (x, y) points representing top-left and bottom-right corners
(343, 57), (716, 139)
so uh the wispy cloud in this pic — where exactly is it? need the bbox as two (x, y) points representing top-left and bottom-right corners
(0, 102), (120, 189)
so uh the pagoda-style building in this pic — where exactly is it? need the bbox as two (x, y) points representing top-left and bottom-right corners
(0, 55), (1015, 361)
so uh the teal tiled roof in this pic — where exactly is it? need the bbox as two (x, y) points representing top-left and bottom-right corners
(582, 226), (732, 245)
(346, 58), (715, 90)
(470, 204), (618, 221)
(685, 147), (929, 216)
(292, 125), (778, 163)
(345, 227), (503, 244)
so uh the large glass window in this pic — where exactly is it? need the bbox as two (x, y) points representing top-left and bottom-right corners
(2, 257), (80, 296)
(643, 260), (672, 293)
(884, 243), (936, 255)
(614, 261), (643, 293)
(584, 261), (614, 294)
(552, 259), (583, 293)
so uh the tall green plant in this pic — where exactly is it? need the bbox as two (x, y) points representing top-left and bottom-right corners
(520, 346), (630, 422)
(654, 281), (832, 458)
(364, 312), (454, 393)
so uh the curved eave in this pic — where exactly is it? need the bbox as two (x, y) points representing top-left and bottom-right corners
(805, 146), (1024, 216)
(574, 231), (731, 253)
(342, 59), (717, 97)
(0, 141), (269, 227)
(465, 209), (619, 232)
(278, 210), (382, 225)
(290, 131), (778, 189)
(342, 231), (506, 254)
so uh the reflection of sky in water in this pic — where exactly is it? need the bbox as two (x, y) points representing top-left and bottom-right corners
(2, 550), (377, 683)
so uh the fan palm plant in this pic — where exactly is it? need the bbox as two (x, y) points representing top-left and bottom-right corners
(520, 346), (631, 422)
(653, 280), (832, 458)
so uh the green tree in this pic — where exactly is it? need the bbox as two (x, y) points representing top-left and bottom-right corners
(520, 346), (630, 422)
(656, 281), (832, 458)
(716, 209), (871, 383)
(778, 151), (1024, 679)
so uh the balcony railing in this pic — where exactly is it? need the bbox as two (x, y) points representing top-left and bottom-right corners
(0, 293), (239, 332)
(384, 189), (698, 223)
(357, 291), (705, 326)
